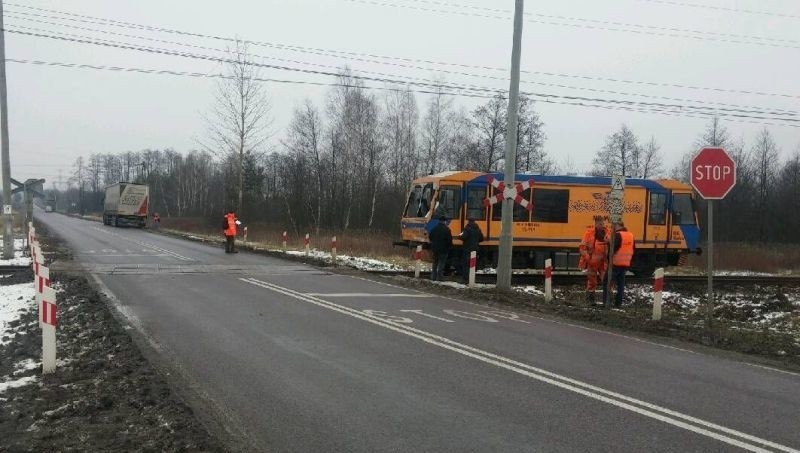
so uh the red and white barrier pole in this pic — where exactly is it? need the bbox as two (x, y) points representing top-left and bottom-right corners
(282, 231), (288, 251)
(36, 265), (50, 328)
(414, 245), (422, 278)
(243, 226), (248, 244)
(653, 268), (664, 321)
(41, 285), (57, 374)
(544, 258), (553, 302)
(468, 250), (477, 287)
(331, 236), (337, 262)
(304, 233), (310, 256)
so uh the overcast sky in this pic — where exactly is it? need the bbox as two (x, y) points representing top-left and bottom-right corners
(3, 0), (798, 185)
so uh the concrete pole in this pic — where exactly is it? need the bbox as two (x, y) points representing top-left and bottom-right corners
(496, 0), (525, 291)
(0, 1), (14, 259)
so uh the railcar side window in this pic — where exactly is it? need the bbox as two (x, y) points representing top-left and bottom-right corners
(437, 186), (462, 220)
(419, 183), (433, 217)
(648, 192), (667, 225)
(532, 189), (569, 223)
(513, 188), (532, 222)
(671, 193), (696, 225)
(466, 186), (487, 220)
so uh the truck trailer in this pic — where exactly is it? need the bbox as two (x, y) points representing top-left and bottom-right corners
(103, 182), (149, 227)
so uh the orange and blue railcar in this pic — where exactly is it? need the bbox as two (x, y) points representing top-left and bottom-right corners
(398, 171), (701, 276)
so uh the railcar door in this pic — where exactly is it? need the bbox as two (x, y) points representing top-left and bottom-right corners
(644, 189), (670, 249)
(669, 192), (700, 250)
(465, 184), (489, 241)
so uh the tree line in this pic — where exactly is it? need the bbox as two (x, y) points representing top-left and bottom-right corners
(49, 43), (800, 244)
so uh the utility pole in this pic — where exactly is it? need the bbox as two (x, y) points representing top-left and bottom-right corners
(0, 1), (14, 259)
(496, 0), (525, 291)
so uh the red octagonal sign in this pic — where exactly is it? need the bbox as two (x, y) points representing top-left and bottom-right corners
(691, 147), (737, 200)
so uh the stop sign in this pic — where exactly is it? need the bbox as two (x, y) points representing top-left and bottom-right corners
(690, 147), (737, 199)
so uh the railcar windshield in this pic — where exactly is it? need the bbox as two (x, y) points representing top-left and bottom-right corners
(671, 193), (696, 225)
(403, 183), (434, 218)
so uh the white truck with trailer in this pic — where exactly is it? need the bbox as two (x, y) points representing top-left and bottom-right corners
(103, 182), (149, 227)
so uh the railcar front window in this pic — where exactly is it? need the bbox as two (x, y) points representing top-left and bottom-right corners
(649, 192), (667, 225)
(671, 193), (695, 225)
(403, 186), (420, 217)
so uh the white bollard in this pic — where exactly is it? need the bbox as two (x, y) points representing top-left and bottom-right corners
(544, 258), (553, 302)
(304, 233), (310, 256)
(468, 251), (477, 287)
(243, 226), (248, 244)
(41, 286), (57, 374)
(331, 236), (337, 263)
(282, 231), (288, 252)
(414, 245), (422, 278)
(653, 267), (664, 321)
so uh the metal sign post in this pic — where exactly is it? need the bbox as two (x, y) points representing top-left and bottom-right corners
(605, 175), (625, 308)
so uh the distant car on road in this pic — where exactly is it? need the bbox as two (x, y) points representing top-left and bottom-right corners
(45, 205), (53, 212)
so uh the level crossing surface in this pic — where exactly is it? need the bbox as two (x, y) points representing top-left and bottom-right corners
(33, 211), (800, 452)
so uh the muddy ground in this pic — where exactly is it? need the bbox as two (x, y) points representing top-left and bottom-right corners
(0, 229), (223, 452)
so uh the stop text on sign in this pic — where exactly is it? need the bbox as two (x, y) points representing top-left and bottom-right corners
(693, 165), (732, 182)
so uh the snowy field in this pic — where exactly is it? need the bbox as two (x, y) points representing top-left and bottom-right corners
(0, 238), (32, 267)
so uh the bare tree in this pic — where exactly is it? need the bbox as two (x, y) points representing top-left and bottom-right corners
(750, 128), (779, 242)
(285, 100), (325, 233)
(203, 39), (272, 214)
(514, 95), (550, 173)
(639, 136), (664, 178)
(420, 85), (452, 175)
(592, 124), (640, 176)
(673, 117), (731, 181)
(473, 94), (507, 172)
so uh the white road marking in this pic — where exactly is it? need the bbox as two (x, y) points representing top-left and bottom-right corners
(306, 292), (434, 298)
(399, 309), (455, 323)
(479, 310), (530, 324)
(91, 227), (193, 261)
(241, 277), (798, 453)
(443, 309), (498, 323)
(362, 310), (414, 324)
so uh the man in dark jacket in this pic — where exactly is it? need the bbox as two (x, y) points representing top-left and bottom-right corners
(459, 218), (484, 283)
(428, 216), (452, 281)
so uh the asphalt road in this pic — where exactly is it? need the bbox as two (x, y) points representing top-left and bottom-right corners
(35, 211), (800, 452)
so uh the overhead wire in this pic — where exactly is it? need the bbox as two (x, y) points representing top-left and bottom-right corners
(5, 14), (796, 117)
(6, 2), (800, 100)
(635, 0), (800, 20)
(344, 0), (800, 50)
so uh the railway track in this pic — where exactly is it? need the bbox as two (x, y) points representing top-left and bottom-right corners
(0, 265), (32, 274)
(364, 270), (800, 286)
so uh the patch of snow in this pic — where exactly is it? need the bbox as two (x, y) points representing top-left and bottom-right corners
(516, 285), (545, 296)
(286, 249), (411, 272)
(0, 375), (37, 392)
(0, 282), (36, 345)
(12, 358), (39, 375)
(0, 238), (32, 266)
(714, 270), (777, 277)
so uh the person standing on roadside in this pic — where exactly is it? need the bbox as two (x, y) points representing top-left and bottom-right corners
(458, 218), (484, 283)
(429, 215), (452, 281)
(579, 216), (609, 305)
(222, 210), (240, 254)
(604, 221), (635, 307)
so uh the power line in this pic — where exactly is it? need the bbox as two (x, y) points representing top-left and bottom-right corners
(7, 57), (800, 129)
(636, 0), (800, 20)
(344, 0), (800, 50)
(6, 16), (796, 117)
(9, 26), (800, 125)
(397, 0), (800, 45)
(6, 2), (799, 100)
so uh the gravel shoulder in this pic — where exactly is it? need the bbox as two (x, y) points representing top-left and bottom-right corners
(0, 226), (225, 452)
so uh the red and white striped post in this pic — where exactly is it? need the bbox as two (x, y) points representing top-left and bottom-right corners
(36, 265), (50, 328)
(282, 231), (288, 251)
(544, 258), (553, 302)
(414, 245), (422, 278)
(331, 236), (337, 263)
(304, 233), (310, 256)
(653, 268), (664, 321)
(41, 285), (57, 374)
(32, 243), (44, 274)
(243, 226), (248, 244)
(468, 250), (477, 287)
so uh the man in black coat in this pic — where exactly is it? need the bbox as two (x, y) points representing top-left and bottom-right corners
(428, 216), (452, 281)
(459, 218), (484, 283)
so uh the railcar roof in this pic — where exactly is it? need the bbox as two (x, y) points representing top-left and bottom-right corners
(412, 171), (692, 191)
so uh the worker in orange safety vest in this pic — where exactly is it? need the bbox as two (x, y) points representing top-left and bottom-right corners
(579, 215), (609, 305)
(223, 210), (240, 253)
(603, 221), (635, 307)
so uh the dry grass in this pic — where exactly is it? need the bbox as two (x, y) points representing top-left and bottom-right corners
(687, 242), (800, 274)
(162, 217), (415, 262)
